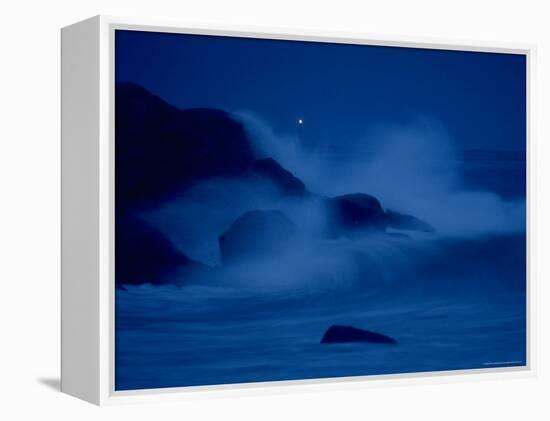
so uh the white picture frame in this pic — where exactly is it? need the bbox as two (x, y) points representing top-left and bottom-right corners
(61, 15), (535, 405)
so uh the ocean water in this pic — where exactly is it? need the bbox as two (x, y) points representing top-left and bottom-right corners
(115, 150), (526, 391)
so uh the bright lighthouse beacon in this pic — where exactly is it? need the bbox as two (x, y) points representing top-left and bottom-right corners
(297, 118), (304, 152)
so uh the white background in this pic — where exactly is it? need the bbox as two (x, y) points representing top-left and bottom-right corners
(0, 0), (548, 419)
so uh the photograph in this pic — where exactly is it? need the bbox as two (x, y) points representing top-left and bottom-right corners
(3, 0), (550, 419)
(114, 29), (527, 391)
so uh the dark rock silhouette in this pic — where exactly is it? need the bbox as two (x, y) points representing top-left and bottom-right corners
(385, 209), (436, 233)
(219, 210), (297, 264)
(320, 325), (397, 345)
(327, 193), (388, 236)
(325, 195), (435, 238)
(116, 82), (255, 212)
(114, 82), (439, 287)
(246, 158), (307, 197)
(116, 216), (207, 285)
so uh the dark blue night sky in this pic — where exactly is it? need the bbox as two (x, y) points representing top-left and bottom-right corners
(115, 29), (526, 152)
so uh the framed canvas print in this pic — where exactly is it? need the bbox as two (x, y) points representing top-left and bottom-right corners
(61, 16), (533, 405)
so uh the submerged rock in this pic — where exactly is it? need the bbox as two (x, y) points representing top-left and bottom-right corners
(219, 210), (297, 264)
(327, 193), (387, 236)
(320, 325), (397, 345)
(324, 193), (436, 238)
(385, 209), (435, 233)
